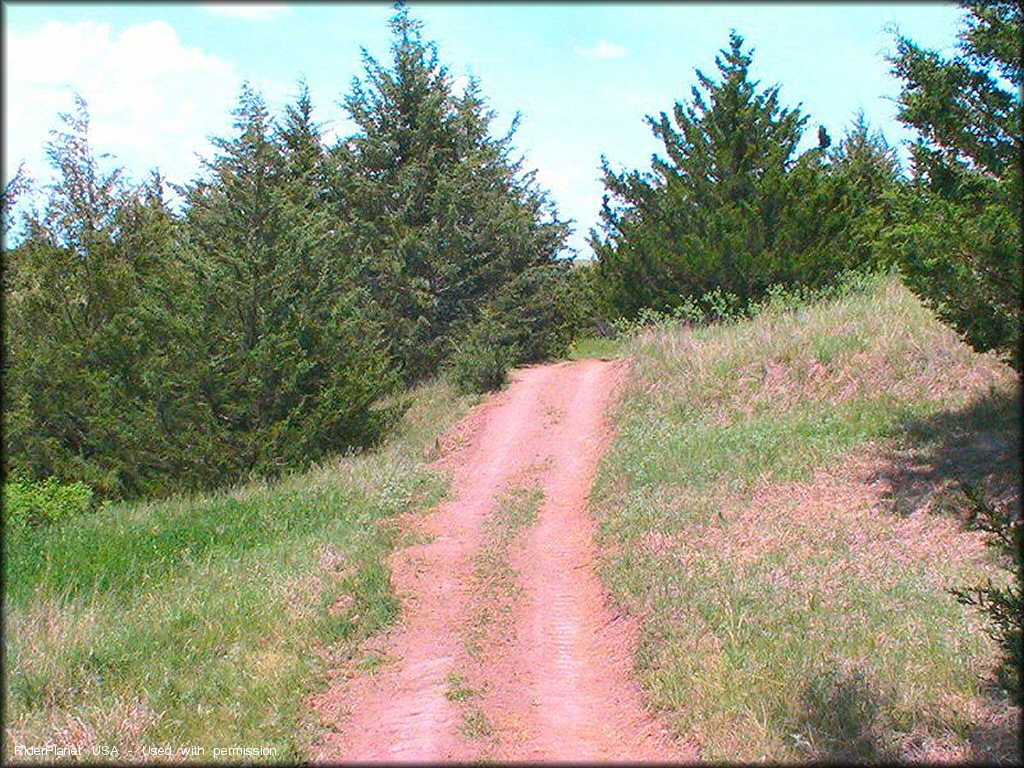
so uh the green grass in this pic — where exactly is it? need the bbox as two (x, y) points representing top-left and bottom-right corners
(591, 275), (1021, 762)
(3, 378), (475, 762)
(566, 335), (622, 360)
(459, 710), (494, 741)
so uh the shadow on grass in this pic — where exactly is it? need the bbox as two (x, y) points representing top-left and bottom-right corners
(871, 384), (1022, 764)
(791, 661), (896, 763)
(966, 680), (1022, 765)
(790, 663), (1021, 764)
(872, 384), (1021, 518)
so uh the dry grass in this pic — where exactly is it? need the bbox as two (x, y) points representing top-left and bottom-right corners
(630, 279), (1008, 426)
(463, 485), (542, 661)
(592, 276), (1021, 762)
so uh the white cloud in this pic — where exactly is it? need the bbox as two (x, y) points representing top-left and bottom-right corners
(320, 115), (359, 149)
(4, 20), (240, 188)
(574, 41), (628, 60)
(531, 158), (597, 258)
(202, 3), (291, 21)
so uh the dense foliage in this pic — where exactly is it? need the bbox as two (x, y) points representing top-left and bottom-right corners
(4, 100), (201, 497)
(180, 84), (399, 483)
(882, 0), (1022, 369)
(4, 476), (94, 528)
(590, 33), (898, 317)
(2, 7), (575, 498)
(331, 7), (571, 383)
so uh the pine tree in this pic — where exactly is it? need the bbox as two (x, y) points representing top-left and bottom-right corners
(784, 113), (902, 284)
(827, 114), (901, 265)
(274, 81), (400, 467)
(332, 4), (569, 382)
(828, 114), (900, 200)
(884, 0), (1022, 368)
(2, 163), (30, 235)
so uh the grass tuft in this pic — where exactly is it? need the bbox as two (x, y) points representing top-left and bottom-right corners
(459, 710), (495, 741)
(445, 672), (477, 702)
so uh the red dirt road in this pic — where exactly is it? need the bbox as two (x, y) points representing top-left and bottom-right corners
(311, 359), (695, 763)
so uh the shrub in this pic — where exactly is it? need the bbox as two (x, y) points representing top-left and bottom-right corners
(4, 476), (94, 528)
(486, 262), (590, 365)
(950, 483), (1023, 703)
(448, 318), (516, 394)
(604, 268), (891, 339)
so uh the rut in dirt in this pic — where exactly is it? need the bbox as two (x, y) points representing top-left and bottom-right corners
(310, 358), (695, 763)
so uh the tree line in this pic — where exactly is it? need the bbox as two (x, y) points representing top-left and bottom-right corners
(2, 7), (582, 499)
(3, 1), (1019, 502)
(591, 0), (1020, 373)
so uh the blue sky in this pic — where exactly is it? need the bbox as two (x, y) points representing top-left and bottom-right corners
(4, 2), (963, 257)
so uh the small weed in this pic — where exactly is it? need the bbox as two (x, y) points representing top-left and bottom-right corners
(460, 710), (494, 741)
(356, 650), (398, 674)
(397, 528), (436, 549)
(491, 487), (542, 541)
(445, 672), (476, 702)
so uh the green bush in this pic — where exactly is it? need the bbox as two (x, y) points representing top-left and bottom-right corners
(486, 262), (590, 365)
(605, 268), (890, 339)
(449, 319), (516, 394)
(4, 476), (94, 528)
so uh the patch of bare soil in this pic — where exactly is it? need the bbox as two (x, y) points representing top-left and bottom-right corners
(310, 359), (694, 763)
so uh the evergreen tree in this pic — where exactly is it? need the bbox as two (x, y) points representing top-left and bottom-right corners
(3, 98), (199, 497)
(182, 84), (397, 479)
(883, 0), (1022, 368)
(274, 80), (401, 467)
(827, 114), (900, 202)
(2, 163), (30, 235)
(2, 11), (581, 494)
(827, 114), (901, 265)
(784, 113), (901, 284)
(331, 4), (569, 382)
(591, 32), (809, 316)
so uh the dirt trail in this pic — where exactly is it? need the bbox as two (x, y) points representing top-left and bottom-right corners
(311, 359), (695, 763)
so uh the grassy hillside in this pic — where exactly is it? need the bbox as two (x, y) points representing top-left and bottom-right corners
(591, 275), (1021, 762)
(3, 380), (475, 762)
